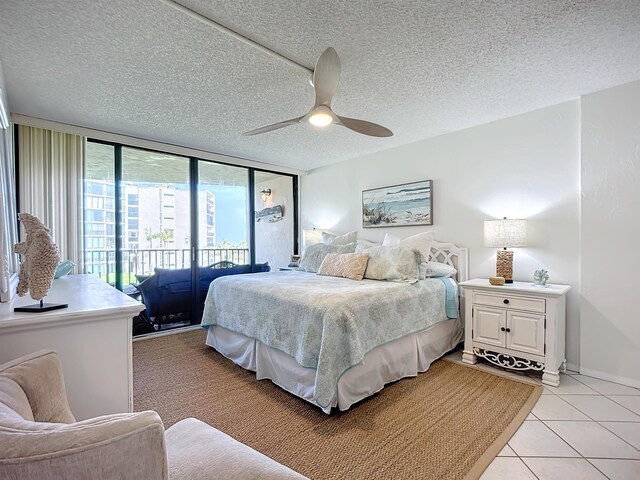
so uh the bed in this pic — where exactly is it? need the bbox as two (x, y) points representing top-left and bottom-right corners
(201, 241), (468, 413)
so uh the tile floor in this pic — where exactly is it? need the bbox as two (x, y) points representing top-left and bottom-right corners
(444, 353), (640, 479)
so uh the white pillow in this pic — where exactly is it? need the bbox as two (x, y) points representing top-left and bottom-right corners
(356, 238), (381, 247)
(382, 231), (436, 263)
(419, 261), (457, 279)
(321, 230), (358, 245)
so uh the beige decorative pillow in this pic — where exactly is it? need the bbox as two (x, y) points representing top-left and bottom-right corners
(317, 253), (369, 281)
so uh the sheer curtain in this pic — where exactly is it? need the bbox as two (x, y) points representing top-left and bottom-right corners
(17, 126), (85, 270)
(0, 91), (18, 301)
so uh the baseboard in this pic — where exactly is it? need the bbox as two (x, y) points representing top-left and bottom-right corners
(566, 362), (579, 373)
(133, 325), (201, 342)
(579, 367), (640, 389)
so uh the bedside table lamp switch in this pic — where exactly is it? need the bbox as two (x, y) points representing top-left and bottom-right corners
(484, 218), (527, 284)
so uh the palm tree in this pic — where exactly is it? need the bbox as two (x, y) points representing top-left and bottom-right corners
(159, 228), (174, 248)
(144, 228), (155, 248)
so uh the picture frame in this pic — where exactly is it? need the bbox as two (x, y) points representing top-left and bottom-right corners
(362, 180), (432, 228)
(289, 254), (301, 267)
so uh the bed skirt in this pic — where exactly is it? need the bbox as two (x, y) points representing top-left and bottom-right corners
(205, 318), (463, 413)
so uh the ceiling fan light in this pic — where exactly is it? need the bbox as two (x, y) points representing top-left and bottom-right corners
(308, 113), (333, 127)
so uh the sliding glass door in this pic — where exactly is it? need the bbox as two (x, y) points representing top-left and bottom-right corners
(83, 140), (297, 334)
(84, 142), (116, 283)
(197, 161), (250, 267)
(121, 147), (191, 284)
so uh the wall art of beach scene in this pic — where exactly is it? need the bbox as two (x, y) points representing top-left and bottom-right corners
(362, 180), (432, 227)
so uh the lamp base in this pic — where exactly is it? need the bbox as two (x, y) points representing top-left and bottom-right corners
(496, 250), (514, 283)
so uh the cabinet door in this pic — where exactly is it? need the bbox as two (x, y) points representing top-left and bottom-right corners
(473, 306), (505, 347)
(506, 311), (545, 356)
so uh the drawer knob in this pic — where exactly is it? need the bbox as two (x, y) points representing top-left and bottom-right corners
(503, 299), (510, 305)
(500, 327), (506, 332)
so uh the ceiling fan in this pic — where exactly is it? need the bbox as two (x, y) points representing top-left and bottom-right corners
(244, 48), (393, 138)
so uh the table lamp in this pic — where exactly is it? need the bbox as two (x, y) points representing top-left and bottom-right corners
(302, 228), (323, 251)
(484, 218), (527, 284)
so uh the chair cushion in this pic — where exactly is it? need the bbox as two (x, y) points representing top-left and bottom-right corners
(0, 351), (75, 424)
(155, 268), (192, 288)
(0, 377), (34, 422)
(165, 418), (307, 480)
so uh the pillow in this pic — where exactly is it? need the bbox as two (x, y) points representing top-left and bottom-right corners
(299, 243), (357, 273)
(419, 261), (457, 279)
(317, 253), (369, 281)
(0, 376), (34, 421)
(356, 238), (381, 247)
(355, 245), (421, 283)
(321, 230), (358, 245)
(382, 230), (436, 263)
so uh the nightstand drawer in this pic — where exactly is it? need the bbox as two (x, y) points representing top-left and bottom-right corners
(473, 292), (545, 313)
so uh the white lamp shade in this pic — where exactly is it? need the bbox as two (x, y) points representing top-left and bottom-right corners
(303, 229), (323, 247)
(484, 219), (527, 248)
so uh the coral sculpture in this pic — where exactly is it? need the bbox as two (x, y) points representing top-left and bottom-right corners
(13, 213), (60, 301)
(533, 268), (549, 286)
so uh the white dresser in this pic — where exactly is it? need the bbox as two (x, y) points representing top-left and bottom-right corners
(459, 279), (571, 387)
(0, 274), (144, 420)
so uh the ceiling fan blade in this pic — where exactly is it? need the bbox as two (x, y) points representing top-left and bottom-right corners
(313, 47), (341, 107)
(243, 116), (304, 136)
(336, 116), (393, 137)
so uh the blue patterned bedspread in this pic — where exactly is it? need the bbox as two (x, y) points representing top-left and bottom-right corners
(201, 271), (457, 408)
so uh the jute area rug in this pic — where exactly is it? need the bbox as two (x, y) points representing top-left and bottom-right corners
(133, 329), (541, 480)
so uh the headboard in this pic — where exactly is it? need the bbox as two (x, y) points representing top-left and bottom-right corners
(428, 241), (469, 283)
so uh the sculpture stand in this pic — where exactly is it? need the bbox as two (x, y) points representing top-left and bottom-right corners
(14, 299), (68, 313)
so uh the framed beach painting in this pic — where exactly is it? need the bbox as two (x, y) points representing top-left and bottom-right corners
(362, 180), (432, 228)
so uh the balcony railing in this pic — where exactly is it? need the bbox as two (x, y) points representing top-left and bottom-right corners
(84, 248), (249, 285)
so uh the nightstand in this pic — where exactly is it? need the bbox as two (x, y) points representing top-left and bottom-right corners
(459, 279), (571, 387)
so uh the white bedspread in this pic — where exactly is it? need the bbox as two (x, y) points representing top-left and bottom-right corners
(201, 271), (452, 408)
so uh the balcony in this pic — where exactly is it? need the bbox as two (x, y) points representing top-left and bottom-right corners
(84, 247), (250, 286)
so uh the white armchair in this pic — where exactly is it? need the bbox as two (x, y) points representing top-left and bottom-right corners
(0, 350), (307, 480)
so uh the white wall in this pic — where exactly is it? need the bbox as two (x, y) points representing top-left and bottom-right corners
(302, 101), (582, 369)
(255, 174), (295, 269)
(581, 80), (640, 387)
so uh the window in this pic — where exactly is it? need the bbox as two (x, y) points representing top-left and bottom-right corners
(86, 210), (104, 222)
(86, 183), (104, 195)
(82, 139), (298, 333)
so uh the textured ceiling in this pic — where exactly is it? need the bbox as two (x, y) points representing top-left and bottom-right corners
(1, 1), (639, 171)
